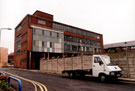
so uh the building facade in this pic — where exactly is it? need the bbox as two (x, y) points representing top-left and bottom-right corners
(104, 40), (135, 53)
(8, 53), (14, 65)
(14, 10), (104, 69)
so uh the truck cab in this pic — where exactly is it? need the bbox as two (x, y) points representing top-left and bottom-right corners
(92, 55), (122, 82)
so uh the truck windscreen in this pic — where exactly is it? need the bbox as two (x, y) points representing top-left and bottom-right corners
(102, 56), (116, 66)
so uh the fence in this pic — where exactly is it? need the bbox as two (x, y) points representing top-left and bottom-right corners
(107, 51), (135, 78)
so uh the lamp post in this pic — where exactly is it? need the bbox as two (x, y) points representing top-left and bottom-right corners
(0, 28), (12, 65)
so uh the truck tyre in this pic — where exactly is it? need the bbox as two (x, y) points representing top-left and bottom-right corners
(68, 73), (71, 77)
(113, 77), (118, 81)
(99, 74), (106, 82)
(80, 73), (85, 78)
(72, 73), (76, 78)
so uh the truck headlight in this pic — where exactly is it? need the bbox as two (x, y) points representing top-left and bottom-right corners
(110, 72), (115, 76)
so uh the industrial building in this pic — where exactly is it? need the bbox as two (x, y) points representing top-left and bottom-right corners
(104, 40), (135, 53)
(14, 10), (103, 69)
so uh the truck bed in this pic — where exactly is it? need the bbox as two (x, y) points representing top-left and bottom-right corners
(64, 56), (92, 70)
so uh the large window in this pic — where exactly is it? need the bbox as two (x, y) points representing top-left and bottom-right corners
(53, 23), (100, 39)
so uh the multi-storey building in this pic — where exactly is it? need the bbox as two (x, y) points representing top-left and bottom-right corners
(14, 10), (104, 69)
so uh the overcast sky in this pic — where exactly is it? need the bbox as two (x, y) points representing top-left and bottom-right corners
(0, 0), (135, 53)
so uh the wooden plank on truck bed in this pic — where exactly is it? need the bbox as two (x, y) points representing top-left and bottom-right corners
(82, 56), (92, 70)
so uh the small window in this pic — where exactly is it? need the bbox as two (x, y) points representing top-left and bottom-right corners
(16, 26), (22, 32)
(50, 32), (52, 36)
(50, 42), (52, 48)
(94, 57), (98, 63)
(33, 40), (36, 46)
(38, 19), (46, 25)
(42, 41), (44, 47)
(94, 57), (102, 63)
(57, 33), (59, 38)
(42, 30), (44, 35)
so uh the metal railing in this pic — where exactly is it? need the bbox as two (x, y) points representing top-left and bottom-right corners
(8, 76), (22, 91)
(0, 72), (22, 91)
(0, 72), (6, 76)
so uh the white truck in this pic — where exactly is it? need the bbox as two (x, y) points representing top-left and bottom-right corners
(62, 55), (122, 82)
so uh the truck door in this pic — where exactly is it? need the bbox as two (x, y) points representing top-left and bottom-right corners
(93, 56), (104, 77)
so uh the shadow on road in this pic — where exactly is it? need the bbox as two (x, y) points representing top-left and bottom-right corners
(62, 75), (133, 85)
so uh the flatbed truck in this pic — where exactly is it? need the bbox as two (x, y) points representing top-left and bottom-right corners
(62, 55), (122, 82)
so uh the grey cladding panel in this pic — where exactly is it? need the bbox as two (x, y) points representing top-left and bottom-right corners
(36, 29), (42, 35)
(44, 30), (50, 36)
(59, 33), (64, 38)
(33, 35), (36, 40)
(52, 32), (57, 37)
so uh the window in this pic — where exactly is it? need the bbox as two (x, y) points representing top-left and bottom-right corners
(33, 40), (36, 46)
(33, 28), (36, 34)
(38, 19), (46, 25)
(16, 26), (22, 32)
(94, 57), (102, 63)
(57, 33), (59, 38)
(50, 42), (52, 48)
(50, 32), (52, 36)
(86, 47), (89, 52)
(42, 41), (44, 47)
(42, 30), (44, 35)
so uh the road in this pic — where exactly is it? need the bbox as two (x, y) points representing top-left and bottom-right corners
(1, 68), (135, 91)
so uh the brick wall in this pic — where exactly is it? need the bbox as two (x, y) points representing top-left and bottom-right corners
(0, 47), (8, 66)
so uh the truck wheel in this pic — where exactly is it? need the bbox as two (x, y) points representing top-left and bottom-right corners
(100, 75), (106, 82)
(68, 73), (71, 77)
(80, 73), (85, 78)
(72, 73), (76, 78)
(113, 77), (118, 81)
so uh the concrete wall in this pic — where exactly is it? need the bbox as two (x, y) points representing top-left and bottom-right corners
(40, 51), (135, 79)
(107, 51), (135, 79)
(40, 56), (92, 74)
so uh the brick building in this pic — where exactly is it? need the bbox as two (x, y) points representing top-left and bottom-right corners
(8, 53), (14, 64)
(14, 10), (104, 69)
(0, 47), (8, 66)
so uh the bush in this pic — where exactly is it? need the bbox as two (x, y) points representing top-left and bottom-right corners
(0, 80), (16, 91)
(0, 80), (8, 91)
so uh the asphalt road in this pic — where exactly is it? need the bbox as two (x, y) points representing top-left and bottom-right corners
(1, 68), (135, 91)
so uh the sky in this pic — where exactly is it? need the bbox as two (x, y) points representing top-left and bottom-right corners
(0, 0), (135, 53)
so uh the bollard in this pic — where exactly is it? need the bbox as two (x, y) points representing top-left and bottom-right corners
(8, 76), (22, 91)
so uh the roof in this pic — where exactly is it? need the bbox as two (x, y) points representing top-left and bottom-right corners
(104, 40), (135, 49)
